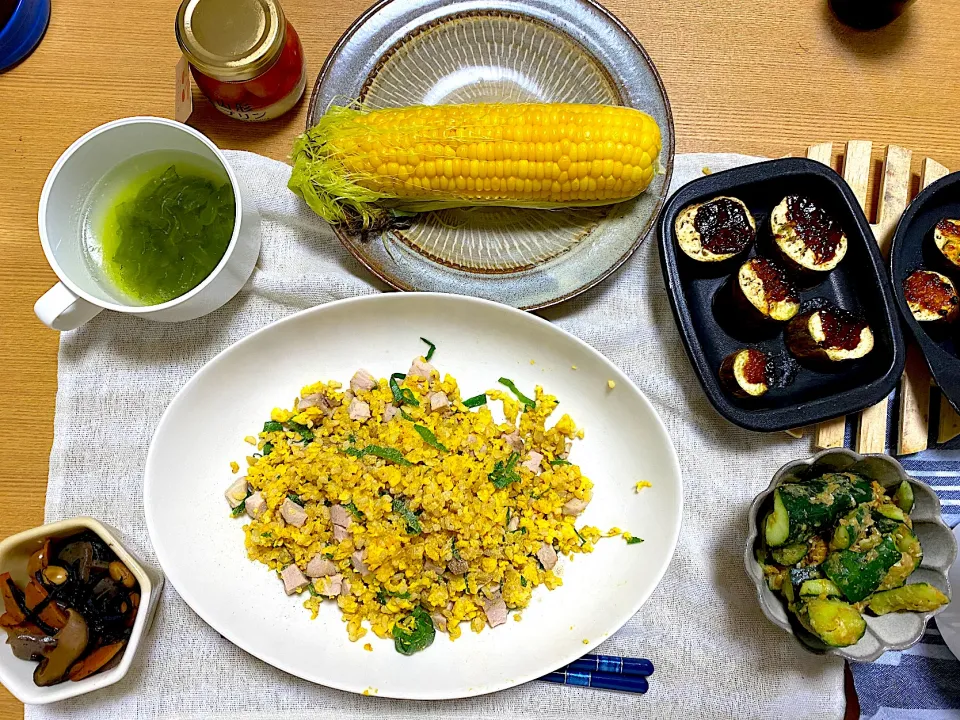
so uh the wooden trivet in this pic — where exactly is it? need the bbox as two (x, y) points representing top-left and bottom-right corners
(786, 141), (958, 454)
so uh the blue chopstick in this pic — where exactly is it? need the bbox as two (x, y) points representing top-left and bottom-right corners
(566, 653), (654, 677)
(540, 669), (649, 694)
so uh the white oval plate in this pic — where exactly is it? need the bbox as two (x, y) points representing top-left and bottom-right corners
(144, 293), (682, 699)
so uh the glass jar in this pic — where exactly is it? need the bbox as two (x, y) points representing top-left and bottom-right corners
(176, 0), (306, 122)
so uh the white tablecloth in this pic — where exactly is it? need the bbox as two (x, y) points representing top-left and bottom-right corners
(30, 150), (846, 719)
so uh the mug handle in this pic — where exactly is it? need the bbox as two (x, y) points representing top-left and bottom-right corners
(34, 282), (103, 331)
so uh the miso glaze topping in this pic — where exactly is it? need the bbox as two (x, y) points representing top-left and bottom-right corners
(693, 198), (754, 254)
(785, 195), (844, 264)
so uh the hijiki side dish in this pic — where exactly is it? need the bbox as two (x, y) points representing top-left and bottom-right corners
(225, 340), (645, 655)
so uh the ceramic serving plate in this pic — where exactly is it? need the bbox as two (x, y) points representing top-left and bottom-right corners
(144, 293), (682, 699)
(307, 0), (675, 310)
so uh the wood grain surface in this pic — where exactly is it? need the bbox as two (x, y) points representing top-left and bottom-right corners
(2, 0), (960, 716)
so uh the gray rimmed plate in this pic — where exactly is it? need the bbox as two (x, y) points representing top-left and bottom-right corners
(307, 0), (675, 310)
(745, 449), (957, 662)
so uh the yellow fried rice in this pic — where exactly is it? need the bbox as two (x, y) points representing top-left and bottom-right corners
(226, 356), (601, 648)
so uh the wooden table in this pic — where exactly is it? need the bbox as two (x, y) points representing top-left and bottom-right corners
(1, 0), (958, 716)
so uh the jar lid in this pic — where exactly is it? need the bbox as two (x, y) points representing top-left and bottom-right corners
(176, 0), (286, 82)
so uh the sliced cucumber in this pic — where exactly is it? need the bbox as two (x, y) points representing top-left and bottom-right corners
(892, 481), (915, 514)
(877, 524), (923, 591)
(789, 565), (822, 588)
(831, 507), (870, 551)
(823, 535), (902, 603)
(872, 514), (902, 536)
(800, 598), (867, 647)
(767, 478), (858, 547)
(764, 494), (790, 548)
(876, 504), (906, 523)
(771, 542), (808, 566)
(867, 583), (948, 616)
(799, 578), (842, 598)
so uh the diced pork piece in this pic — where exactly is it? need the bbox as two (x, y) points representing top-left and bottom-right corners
(333, 525), (350, 542)
(351, 550), (371, 576)
(329, 504), (353, 529)
(281, 498), (308, 527)
(501, 430), (523, 452)
(281, 564), (309, 595)
(407, 357), (436, 379)
(536, 543), (558, 571)
(244, 491), (267, 519)
(348, 398), (371, 421)
(447, 557), (469, 575)
(424, 559), (445, 575)
(507, 514), (520, 532)
(522, 451), (543, 475)
(305, 555), (337, 578)
(341, 579), (352, 597)
(298, 393), (327, 412)
(224, 477), (249, 509)
(483, 596), (508, 628)
(383, 404), (400, 423)
(316, 573), (344, 598)
(429, 392), (450, 411)
(431, 612), (448, 633)
(467, 434), (478, 445)
(350, 369), (377, 393)
(562, 498), (589, 517)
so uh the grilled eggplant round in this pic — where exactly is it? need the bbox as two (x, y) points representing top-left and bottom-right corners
(785, 304), (874, 362)
(732, 257), (800, 323)
(719, 348), (770, 398)
(771, 195), (848, 275)
(934, 218), (960, 270)
(675, 196), (756, 263)
(903, 269), (959, 324)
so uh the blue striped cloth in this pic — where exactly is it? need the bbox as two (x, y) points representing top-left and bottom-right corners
(838, 397), (960, 719)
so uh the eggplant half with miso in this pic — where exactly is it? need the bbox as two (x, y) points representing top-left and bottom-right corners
(675, 196), (756, 263)
(785, 303), (873, 363)
(934, 218), (960, 270)
(757, 472), (948, 649)
(0, 531), (138, 686)
(719, 348), (770, 399)
(903, 269), (959, 324)
(771, 195), (848, 276)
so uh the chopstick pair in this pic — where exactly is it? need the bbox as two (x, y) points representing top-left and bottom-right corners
(539, 653), (654, 694)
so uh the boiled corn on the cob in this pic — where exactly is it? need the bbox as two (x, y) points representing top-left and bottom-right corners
(288, 103), (662, 227)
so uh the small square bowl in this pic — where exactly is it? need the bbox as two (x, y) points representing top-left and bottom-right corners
(744, 449), (956, 661)
(658, 158), (906, 431)
(0, 517), (164, 704)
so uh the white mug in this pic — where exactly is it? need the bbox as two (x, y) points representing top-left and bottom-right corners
(35, 117), (261, 330)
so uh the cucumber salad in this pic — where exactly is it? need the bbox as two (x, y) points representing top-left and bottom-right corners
(757, 471), (948, 648)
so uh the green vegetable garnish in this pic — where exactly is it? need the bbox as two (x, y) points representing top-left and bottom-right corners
(462, 393), (487, 408)
(625, 536), (644, 545)
(520, 576), (527, 587)
(307, 583), (320, 597)
(498, 378), (535, 409)
(344, 501), (365, 520)
(549, 459), (572, 466)
(230, 502), (247, 518)
(451, 539), (461, 560)
(392, 606), (435, 655)
(377, 589), (412, 604)
(573, 526), (587, 547)
(287, 493), (304, 506)
(393, 497), (422, 534)
(400, 409), (415, 421)
(420, 337), (436, 361)
(389, 373), (419, 407)
(263, 420), (283, 433)
(261, 532), (273, 538)
(414, 424), (448, 452)
(345, 445), (413, 466)
(262, 442), (274, 455)
(97, 163), (235, 305)
(286, 420), (314, 443)
(489, 452), (521, 489)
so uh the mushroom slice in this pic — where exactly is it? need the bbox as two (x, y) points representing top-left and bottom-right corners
(33, 609), (88, 687)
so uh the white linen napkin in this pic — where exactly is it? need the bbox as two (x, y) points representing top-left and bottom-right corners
(29, 150), (846, 720)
